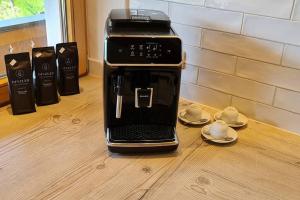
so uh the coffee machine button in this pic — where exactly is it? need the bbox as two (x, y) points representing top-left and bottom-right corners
(130, 51), (135, 57)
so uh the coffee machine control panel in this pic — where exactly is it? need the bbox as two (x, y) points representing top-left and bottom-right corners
(106, 37), (182, 64)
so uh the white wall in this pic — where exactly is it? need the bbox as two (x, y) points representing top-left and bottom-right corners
(86, 0), (128, 76)
(131, 0), (300, 135)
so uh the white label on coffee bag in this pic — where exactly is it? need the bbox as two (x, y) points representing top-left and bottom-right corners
(59, 47), (66, 54)
(10, 59), (17, 66)
(35, 52), (42, 58)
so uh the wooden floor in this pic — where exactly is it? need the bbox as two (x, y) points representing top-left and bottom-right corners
(0, 76), (300, 200)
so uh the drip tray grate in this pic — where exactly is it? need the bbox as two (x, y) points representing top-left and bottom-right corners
(109, 125), (176, 143)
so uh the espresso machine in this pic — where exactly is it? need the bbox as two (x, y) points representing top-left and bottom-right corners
(103, 9), (184, 153)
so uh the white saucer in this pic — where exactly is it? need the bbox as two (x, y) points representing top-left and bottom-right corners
(201, 124), (238, 144)
(178, 109), (211, 125)
(214, 111), (248, 128)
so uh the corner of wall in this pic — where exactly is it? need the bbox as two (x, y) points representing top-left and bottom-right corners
(88, 58), (103, 80)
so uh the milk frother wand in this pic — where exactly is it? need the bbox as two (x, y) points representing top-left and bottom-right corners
(115, 75), (124, 119)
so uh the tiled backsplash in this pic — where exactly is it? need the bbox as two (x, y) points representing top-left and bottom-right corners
(130, 0), (300, 134)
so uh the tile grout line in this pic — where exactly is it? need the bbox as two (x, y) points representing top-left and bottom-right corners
(199, 28), (204, 48)
(231, 93), (300, 115)
(191, 64), (300, 94)
(280, 44), (286, 65)
(170, 0), (296, 20)
(173, 21), (300, 50)
(186, 62), (235, 76)
(272, 87), (278, 106)
(200, 45), (300, 72)
(240, 13), (245, 34)
(195, 65), (200, 85)
(290, 0), (297, 20)
(185, 41), (282, 68)
(186, 80), (273, 105)
(185, 64), (300, 111)
(233, 56), (238, 75)
(183, 80), (264, 105)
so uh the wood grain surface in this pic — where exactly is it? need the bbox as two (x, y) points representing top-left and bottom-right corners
(0, 76), (300, 200)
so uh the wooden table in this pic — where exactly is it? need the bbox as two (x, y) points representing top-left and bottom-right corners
(1, 76), (300, 200)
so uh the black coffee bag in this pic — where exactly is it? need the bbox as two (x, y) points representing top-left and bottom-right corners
(5, 52), (36, 115)
(56, 42), (80, 96)
(32, 47), (59, 106)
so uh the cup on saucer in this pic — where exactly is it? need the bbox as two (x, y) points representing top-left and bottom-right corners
(209, 120), (229, 139)
(221, 107), (239, 124)
(183, 104), (203, 122)
(202, 121), (238, 143)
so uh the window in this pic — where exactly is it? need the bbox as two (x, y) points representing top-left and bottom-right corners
(0, 0), (45, 20)
(0, 0), (48, 76)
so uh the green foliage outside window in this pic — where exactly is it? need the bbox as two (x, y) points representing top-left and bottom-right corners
(0, 0), (45, 20)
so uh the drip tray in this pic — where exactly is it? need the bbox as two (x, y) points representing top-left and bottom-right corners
(108, 125), (176, 143)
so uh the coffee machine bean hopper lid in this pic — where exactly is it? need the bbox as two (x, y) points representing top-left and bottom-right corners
(109, 9), (171, 30)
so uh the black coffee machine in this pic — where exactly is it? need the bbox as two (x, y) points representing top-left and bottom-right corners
(103, 9), (184, 153)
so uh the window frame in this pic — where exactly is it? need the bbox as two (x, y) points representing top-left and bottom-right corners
(0, 78), (8, 106)
(0, 14), (45, 31)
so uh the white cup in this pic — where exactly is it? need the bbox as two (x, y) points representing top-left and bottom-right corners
(221, 106), (239, 124)
(209, 120), (228, 139)
(184, 105), (203, 121)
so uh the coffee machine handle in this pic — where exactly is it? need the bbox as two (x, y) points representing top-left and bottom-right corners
(116, 75), (124, 119)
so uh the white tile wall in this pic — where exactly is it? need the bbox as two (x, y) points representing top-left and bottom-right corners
(180, 82), (231, 109)
(243, 15), (300, 45)
(130, 0), (169, 14)
(282, 45), (300, 69)
(274, 88), (300, 114)
(184, 45), (236, 74)
(131, 0), (300, 134)
(169, 3), (243, 33)
(202, 30), (284, 64)
(205, 0), (294, 19)
(236, 58), (300, 92)
(167, 0), (204, 6)
(172, 23), (202, 47)
(197, 68), (275, 104)
(181, 65), (198, 84)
